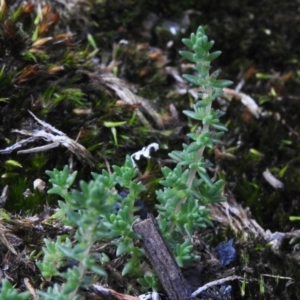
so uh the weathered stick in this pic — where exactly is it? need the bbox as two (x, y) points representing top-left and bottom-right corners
(190, 275), (242, 298)
(133, 215), (191, 300)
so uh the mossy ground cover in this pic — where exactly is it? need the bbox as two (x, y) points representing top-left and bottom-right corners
(1, 0), (300, 299)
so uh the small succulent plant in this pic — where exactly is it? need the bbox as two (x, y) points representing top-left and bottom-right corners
(0, 25), (231, 299)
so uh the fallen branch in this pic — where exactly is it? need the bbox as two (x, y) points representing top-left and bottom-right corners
(132, 215), (191, 300)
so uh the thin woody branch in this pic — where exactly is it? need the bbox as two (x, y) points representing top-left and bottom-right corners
(0, 111), (95, 166)
(133, 215), (192, 300)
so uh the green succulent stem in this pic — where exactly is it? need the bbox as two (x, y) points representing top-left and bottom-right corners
(175, 100), (212, 216)
(67, 230), (92, 300)
(156, 26), (232, 263)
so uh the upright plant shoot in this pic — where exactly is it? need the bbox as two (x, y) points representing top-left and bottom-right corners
(156, 26), (232, 266)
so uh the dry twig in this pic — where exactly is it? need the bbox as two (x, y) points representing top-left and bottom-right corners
(133, 215), (191, 300)
(0, 111), (95, 166)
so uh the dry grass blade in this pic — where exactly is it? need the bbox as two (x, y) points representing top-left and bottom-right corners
(223, 87), (261, 118)
(89, 71), (164, 128)
(0, 185), (8, 208)
(0, 221), (17, 255)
